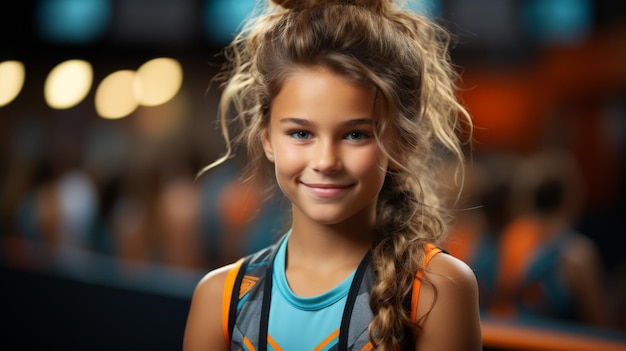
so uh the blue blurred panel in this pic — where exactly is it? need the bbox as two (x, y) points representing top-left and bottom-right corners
(202, 0), (258, 46)
(402, 0), (443, 20)
(523, 0), (593, 45)
(36, 0), (111, 44)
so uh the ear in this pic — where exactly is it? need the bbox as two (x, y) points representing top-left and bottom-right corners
(262, 128), (274, 163)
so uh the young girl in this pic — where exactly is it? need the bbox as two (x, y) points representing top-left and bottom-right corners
(184, 1), (482, 350)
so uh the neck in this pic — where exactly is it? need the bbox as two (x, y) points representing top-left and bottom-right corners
(287, 209), (376, 270)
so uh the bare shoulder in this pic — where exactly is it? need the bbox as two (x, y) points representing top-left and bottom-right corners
(414, 252), (482, 351)
(183, 263), (238, 351)
(195, 263), (235, 297)
(189, 263), (236, 313)
(427, 252), (479, 289)
(419, 253), (480, 325)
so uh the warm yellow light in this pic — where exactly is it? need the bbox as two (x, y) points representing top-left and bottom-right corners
(134, 57), (183, 106)
(0, 60), (26, 107)
(95, 70), (139, 119)
(44, 59), (93, 109)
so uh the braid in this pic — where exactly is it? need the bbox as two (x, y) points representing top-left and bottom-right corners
(369, 167), (449, 349)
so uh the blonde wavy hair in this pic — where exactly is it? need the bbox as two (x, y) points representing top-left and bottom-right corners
(201, 0), (472, 349)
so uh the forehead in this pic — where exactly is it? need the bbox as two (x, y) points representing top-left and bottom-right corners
(271, 67), (377, 121)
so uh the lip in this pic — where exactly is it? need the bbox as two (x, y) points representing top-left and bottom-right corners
(302, 182), (353, 198)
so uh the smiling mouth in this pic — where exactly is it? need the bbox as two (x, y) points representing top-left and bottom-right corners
(302, 183), (353, 198)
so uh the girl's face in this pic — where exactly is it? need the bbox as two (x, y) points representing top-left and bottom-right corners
(263, 67), (389, 227)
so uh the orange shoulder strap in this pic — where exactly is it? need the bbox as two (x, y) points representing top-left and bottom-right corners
(222, 258), (245, 345)
(410, 243), (443, 320)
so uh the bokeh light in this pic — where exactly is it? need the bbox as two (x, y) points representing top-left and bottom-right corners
(134, 57), (183, 107)
(95, 70), (139, 119)
(0, 60), (25, 107)
(44, 59), (93, 109)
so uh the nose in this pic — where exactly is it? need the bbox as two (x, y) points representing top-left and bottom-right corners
(312, 139), (342, 173)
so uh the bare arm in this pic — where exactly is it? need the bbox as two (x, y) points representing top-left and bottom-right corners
(414, 254), (483, 350)
(183, 264), (233, 351)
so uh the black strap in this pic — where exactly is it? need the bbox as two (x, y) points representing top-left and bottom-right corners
(338, 252), (372, 350)
(228, 257), (250, 341)
(257, 238), (281, 351)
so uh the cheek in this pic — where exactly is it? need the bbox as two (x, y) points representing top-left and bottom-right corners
(273, 145), (303, 175)
(350, 148), (388, 180)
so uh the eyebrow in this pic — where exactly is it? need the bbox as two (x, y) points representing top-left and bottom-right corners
(278, 117), (374, 127)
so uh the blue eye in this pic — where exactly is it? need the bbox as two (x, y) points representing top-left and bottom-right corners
(289, 130), (312, 140)
(346, 131), (370, 141)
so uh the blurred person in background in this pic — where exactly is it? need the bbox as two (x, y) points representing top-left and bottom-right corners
(8, 128), (100, 266)
(155, 158), (206, 270)
(483, 147), (610, 328)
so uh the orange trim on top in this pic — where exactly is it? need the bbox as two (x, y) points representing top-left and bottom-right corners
(359, 341), (374, 351)
(410, 243), (442, 320)
(267, 335), (283, 351)
(222, 258), (245, 345)
(312, 328), (340, 351)
(243, 336), (257, 351)
(240, 275), (260, 299)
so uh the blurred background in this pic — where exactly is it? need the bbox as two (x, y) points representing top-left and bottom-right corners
(1, 0), (625, 350)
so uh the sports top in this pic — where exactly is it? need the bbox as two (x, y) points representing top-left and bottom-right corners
(222, 233), (443, 351)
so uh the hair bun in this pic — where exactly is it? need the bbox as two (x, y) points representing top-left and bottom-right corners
(271, 0), (389, 11)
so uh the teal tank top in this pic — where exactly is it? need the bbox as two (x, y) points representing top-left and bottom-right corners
(269, 235), (355, 350)
(224, 232), (441, 350)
